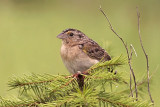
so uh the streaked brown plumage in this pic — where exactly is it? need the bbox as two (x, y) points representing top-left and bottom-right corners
(57, 28), (111, 74)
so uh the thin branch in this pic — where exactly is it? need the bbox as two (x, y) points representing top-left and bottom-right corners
(130, 45), (133, 61)
(99, 6), (138, 100)
(136, 7), (154, 103)
(129, 45), (133, 97)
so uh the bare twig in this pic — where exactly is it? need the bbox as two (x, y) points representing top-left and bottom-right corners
(129, 45), (133, 97)
(136, 7), (154, 103)
(130, 45), (133, 60)
(99, 6), (138, 100)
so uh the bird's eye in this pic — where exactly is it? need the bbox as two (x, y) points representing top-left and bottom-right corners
(69, 33), (74, 36)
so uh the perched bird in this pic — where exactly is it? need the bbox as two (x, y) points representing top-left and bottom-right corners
(57, 28), (111, 74)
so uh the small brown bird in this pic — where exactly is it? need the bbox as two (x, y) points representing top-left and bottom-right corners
(57, 28), (111, 74)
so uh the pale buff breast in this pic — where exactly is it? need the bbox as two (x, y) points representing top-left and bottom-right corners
(60, 44), (99, 74)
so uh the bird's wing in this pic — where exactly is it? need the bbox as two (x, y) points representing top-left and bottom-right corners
(79, 40), (111, 61)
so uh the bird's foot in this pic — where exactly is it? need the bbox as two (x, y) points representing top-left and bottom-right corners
(72, 71), (90, 78)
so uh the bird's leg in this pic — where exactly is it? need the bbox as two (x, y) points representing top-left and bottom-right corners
(71, 71), (82, 78)
(71, 71), (86, 91)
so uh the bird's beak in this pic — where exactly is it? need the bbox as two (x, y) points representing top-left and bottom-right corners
(57, 33), (66, 39)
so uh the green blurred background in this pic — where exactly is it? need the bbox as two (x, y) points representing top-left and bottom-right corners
(0, 0), (159, 106)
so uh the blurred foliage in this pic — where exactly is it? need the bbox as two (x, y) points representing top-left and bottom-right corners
(0, 0), (159, 106)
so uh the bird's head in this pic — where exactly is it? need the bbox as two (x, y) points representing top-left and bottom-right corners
(57, 28), (87, 44)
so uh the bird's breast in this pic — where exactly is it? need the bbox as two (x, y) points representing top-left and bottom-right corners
(60, 44), (78, 61)
(60, 44), (99, 74)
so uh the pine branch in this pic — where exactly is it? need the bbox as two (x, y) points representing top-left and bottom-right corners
(4, 55), (127, 107)
(98, 92), (152, 107)
(86, 55), (127, 74)
(0, 97), (40, 107)
(44, 83), (152, 107)
(8, 74), (73, 95)
(42, 81), (99, 107)
(2, 70), (152, 107)
(8, 74), (74, 103)
(8, 55), (126, 95)
(9, 55), (125, 89)
(85, 71), (128, 88)
(8, 74), (68, 89)
(3, 53), (153, 107)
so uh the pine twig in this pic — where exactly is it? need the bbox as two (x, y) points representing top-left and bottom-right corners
(136, 7), (154, 103)
(99, 6), (138, 100)
(85, 55), (126, 74)
(97, 97), (132, 107)
(52, 77), (76, 92)
(0, 97), (40, 107)
(98, 92), (151, 107)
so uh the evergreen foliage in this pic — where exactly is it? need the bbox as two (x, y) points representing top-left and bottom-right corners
(0, 55), (152, 107)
